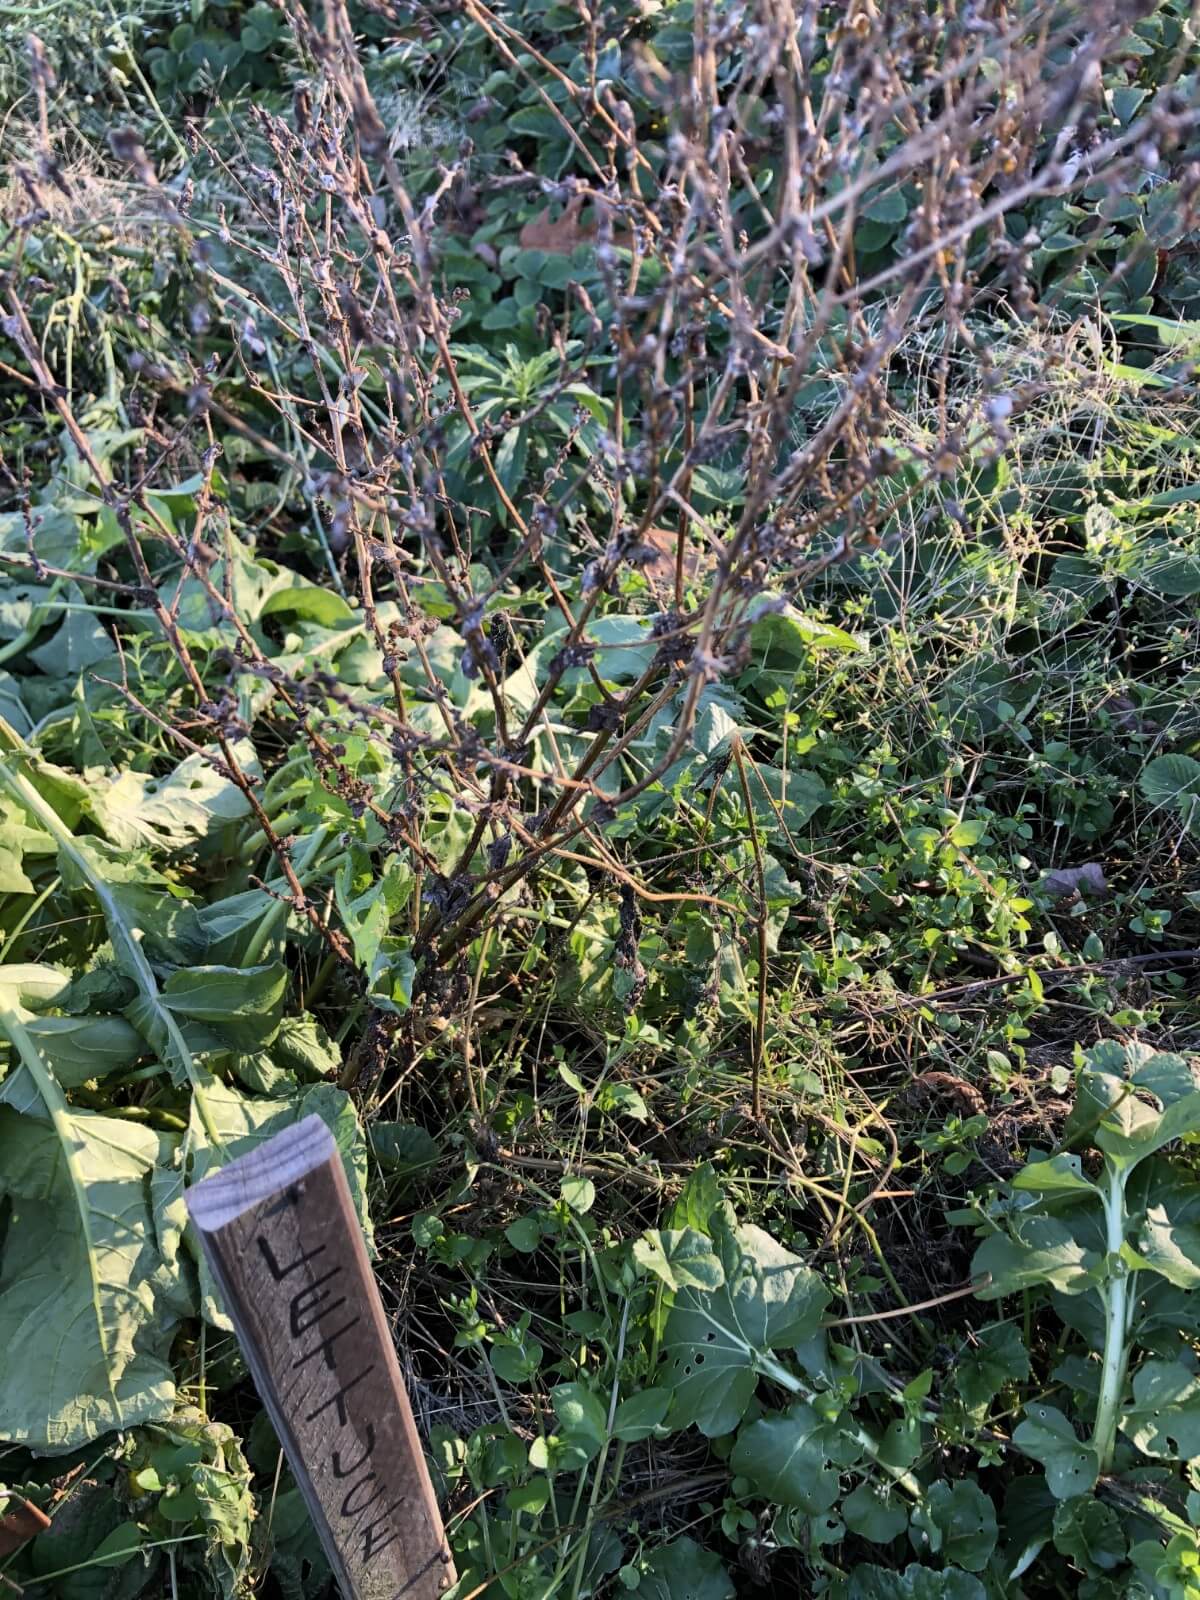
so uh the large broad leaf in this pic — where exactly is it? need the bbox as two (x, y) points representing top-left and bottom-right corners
(1121, 1360), (1200, 1459)
(0, 1010), (177, 1450)
(909, 1481), (997, 1572)
(638, 1538), (733, 1600)
(23, 1014), (146, 1087)
(1051, 1496), (1127, 1576)
(729, 1404), (842, 1512)
(1134, 1184), (1200, 1289)
(954, 1322), (1031, 1415)
(0, 793), (55, 892)
(1064, 1045), (1200, 1166)
(1011, 1404), (1098, 1499)
(159, 962), (287, 1052)
(1011, 1155), (1097, 1195)
(719, 762), (828, 848)
(1140, 753), (1200, 810)
(660, 1218), (830, 1436)
(89, 746), (255, 852)
(28, 584), (117, 678)
(633, 1228), (725, 1292)
(842, 1480), (909, 1543)
(848, 1564), (986, 1599)
(973, 1214), (1097, 1298)
(750, 604), (866, 657)
(0, 757), (215, 1114)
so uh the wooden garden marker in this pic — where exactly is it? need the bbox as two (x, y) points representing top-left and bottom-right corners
(186, 1114), (455, 1600)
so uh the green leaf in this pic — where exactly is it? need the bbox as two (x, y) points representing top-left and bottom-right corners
(1012, 1404), (1098, 1498)
(729, 1404), (841, 1512)
(504, 1479), (550, 1515)
(596, 1081), (649, 1121)
(0, 1009), (177, 1450)
(560, 1176), (596, 1213)
(633, 1228), (726, 1292)
(750, 603), (866, 658)
(848, 1566), (986, 1600)
(490, 1330), (543, 1384)
(954, 1322), (1030, 1414)
(28, 591), (117, 680)
(909, 1481), (997, 1572)
(1011, 1154), (1097, 1194)
(637, 1538), (733, 1600)
(552, 1381), (608, 1461)
(973, 1214), (1097, 1298)
(660, 1218), (830, 1436)
(334, 853), (414, 1013)
(724, 762), (828, 845)
(1140, 753), (1200, 809)
(864, 188), (908, 224)
(666, 1162), (723, 1232)
(1112, 312), (1200, 350)
(1121, 1359), (1200, 1458)
(1140, 553), (1200, 598)
(156, 1079), (370, 1327)
(504, 1216), (541, 1253)
(371, 1121), (440, 1179)
(1051, 1496), (1127, 1575)
(843, 1480), (909, 1543)
(158, 962), (287, 1051)
(89, 746), (255, 852)
(23, 1013), (146, 1086)
(1135, 1197), (1200, 1289)
(0, 758), (214, 1115)
(612, 1388), (671, 1442)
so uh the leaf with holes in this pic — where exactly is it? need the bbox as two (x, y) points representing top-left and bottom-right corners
(659, 1218), (829, 1436)
(909, 1481), (997, 1572)
(729, 1404), (842, 1513)
(1012, 1405), (1098, 1499)
(1121, 1360), (1200, 1459)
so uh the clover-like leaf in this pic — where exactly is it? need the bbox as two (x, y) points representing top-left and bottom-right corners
(660, 1219), (829, 1436)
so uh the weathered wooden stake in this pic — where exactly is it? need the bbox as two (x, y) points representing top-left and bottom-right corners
(186, 1114), (455, 1600)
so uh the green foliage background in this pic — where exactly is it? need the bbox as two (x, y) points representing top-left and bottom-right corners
(1, 2), (1200, 1598)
